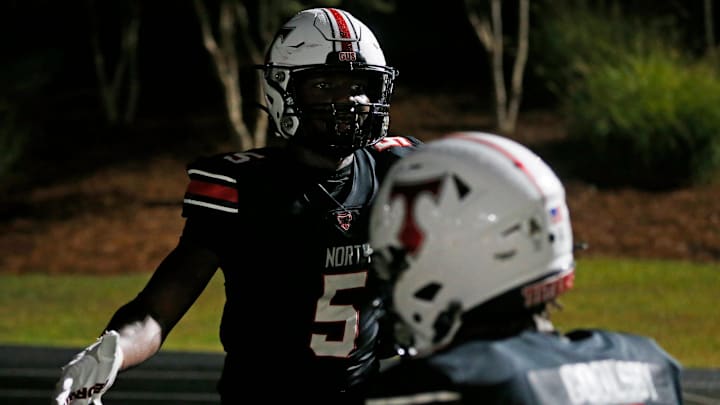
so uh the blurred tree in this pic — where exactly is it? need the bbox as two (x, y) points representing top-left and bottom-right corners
(193, 0), (272, 150)
(0, 101), (29, 185)
(706, 0), (716, 57)
(464, 0), (529, 135)
(86, 0), (142, 126)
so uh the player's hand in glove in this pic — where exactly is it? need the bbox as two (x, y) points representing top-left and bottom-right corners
(52, 330), (124, 405)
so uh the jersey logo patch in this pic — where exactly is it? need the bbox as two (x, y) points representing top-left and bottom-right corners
(335, 211), (353, 231)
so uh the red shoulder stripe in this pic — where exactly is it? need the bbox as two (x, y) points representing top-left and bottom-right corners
(186, 180), (239, 203)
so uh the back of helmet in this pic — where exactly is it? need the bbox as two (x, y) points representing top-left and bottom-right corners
(369, 131), (575, 355)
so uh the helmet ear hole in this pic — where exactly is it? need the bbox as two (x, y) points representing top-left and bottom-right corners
(273, 71), (286, 83)
(413, 282), (442, 301)
(432, 301), (462, 344)
(281, 117), (295, 130)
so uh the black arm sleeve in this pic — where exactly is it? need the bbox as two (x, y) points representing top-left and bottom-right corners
(104, 221), (221, 341)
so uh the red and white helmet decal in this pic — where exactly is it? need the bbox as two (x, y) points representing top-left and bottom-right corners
(389, 178), (443, 255)
(325, 8), (358, 58)
(328, 8), (357, 47)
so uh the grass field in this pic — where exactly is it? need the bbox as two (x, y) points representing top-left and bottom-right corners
(0, 271), (226, 353)
(0, 257), (717, 367)
(552, 257), (719, 368)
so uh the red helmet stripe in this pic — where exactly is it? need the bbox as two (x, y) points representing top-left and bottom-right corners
(328, 8), (354, 52)
(448, 133), (545, 198)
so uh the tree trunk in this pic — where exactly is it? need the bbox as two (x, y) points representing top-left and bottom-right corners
(504, 0), (529, 134)
(194, 0), (254, 151)
(87, 0), (142, 126)
(705, 0), (716, 57)
(466, 0), (530, 135)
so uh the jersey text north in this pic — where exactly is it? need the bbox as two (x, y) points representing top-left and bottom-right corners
(325, 244), (370, 268)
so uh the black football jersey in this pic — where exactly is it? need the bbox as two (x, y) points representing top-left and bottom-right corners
(179, 136), (421, 399)
(365, 329), (683, 405)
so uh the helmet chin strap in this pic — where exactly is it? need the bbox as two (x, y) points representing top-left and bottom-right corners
(290, 119), (364, 164)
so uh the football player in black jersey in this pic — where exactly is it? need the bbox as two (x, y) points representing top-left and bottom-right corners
(364, 132), (683, 404)
(53, 8), (421, 405)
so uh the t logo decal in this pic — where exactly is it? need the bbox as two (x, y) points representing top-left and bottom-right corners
(389, 178), (443, 255)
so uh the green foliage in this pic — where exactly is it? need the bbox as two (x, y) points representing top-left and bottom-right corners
(567, 53), (720, 188)
(531, 0), (681, 101)
(531, 0), (720, 188)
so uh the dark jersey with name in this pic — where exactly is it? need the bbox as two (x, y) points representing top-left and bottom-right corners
(365, 329), (683, 405)
(179, 136), (421, 402)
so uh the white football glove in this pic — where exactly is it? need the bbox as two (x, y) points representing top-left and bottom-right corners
(53, 330), (124, 405)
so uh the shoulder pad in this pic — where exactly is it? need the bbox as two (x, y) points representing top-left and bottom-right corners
(362, 136), (422, 179)
(371, 136), (422, 154)
(188, 149), (270, 174)
(182, 149), (271, 216)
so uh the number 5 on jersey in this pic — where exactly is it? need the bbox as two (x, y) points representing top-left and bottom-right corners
(310, 272), (367, 357)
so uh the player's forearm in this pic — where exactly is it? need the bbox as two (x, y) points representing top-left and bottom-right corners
(104, 299), (165, 370)
(113, 314), (163, 369)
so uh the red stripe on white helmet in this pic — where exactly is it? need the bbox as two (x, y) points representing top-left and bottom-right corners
(448, 132), (546, 199)
(327, 8), (355, 52)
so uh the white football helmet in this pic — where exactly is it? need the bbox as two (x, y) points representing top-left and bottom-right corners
(260, 8), (397, 156)
(369, 132), (575, 355)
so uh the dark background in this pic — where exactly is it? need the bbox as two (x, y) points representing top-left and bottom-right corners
(1, 0), (718, 191)
(3, 0), (716, 116)
(0, 1), (484, 189)
(1, 2), (719, 273)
